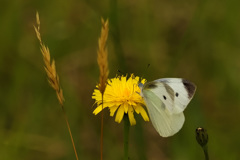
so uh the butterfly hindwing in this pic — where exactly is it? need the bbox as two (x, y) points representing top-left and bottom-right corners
(142, 88), (185, 137)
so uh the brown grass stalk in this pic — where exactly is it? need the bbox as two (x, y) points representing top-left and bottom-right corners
(34, 12), (79, 160)
(97, 18), (109, 160)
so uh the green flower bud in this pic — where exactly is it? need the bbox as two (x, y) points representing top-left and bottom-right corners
(196, 127), (208, 147)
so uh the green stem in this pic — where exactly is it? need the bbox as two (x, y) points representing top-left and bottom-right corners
(203, 145), (209, 160)
(124, 115), (130, 160)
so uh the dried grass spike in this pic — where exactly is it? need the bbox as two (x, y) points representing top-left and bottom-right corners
(34, 12), (78, 160)
(97, 18), (109, 94)
(34, 12), (64, 106)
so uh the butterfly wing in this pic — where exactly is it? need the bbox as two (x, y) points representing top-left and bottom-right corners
(144, 78), (196, 114)
(142, 88), (185, 137)
(140, 78), (196, 137)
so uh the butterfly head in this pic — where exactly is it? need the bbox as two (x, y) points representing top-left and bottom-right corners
(138, 82), (144, 97)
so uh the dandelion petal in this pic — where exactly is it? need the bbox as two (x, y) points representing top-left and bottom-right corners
(115, 106), (124, 123)
(128, 106), (136, 125)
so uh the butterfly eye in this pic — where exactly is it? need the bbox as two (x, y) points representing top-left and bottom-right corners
(163, 95), (167, 100)
(176, 92), (179, 97)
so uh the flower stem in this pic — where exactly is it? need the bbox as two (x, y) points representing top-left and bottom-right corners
(124, 114), (130, 160)
(203, 145), (209, 160)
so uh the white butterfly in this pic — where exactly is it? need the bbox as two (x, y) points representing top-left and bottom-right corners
(138, 78), (196, 137)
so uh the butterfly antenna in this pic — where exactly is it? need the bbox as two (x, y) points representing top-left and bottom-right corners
(140, 64), (150, 82)
(117, 69), (126, 76)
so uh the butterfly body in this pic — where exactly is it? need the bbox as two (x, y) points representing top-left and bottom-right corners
(139, 78), (196, 137)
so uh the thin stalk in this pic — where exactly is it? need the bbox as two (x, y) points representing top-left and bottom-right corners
(124, 115), (130, 160)
(203, 146), (209, 160)
(101, 94), (104, 160)
(61, 106), (79, 160)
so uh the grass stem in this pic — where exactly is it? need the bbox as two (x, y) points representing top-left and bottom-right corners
(61, 106), (79, 160)
(101, 94), (104, 160)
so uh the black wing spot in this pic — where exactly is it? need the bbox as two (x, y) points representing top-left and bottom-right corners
(182, 79), (196, 98)
(176, 92), (179, 97)
(163, 95), (167, 100)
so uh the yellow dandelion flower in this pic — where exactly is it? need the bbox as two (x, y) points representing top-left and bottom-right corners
(92, 74), (149, 125)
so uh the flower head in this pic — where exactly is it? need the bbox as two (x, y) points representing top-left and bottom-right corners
(196, 127), (209, 147)
(92, 74), (149, 125)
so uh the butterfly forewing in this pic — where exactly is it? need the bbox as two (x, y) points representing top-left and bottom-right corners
(144, 78), (196, 114)
(140, 78), (196, 137)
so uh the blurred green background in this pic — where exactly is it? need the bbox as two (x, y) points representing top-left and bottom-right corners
(1, 0), (240, 159)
